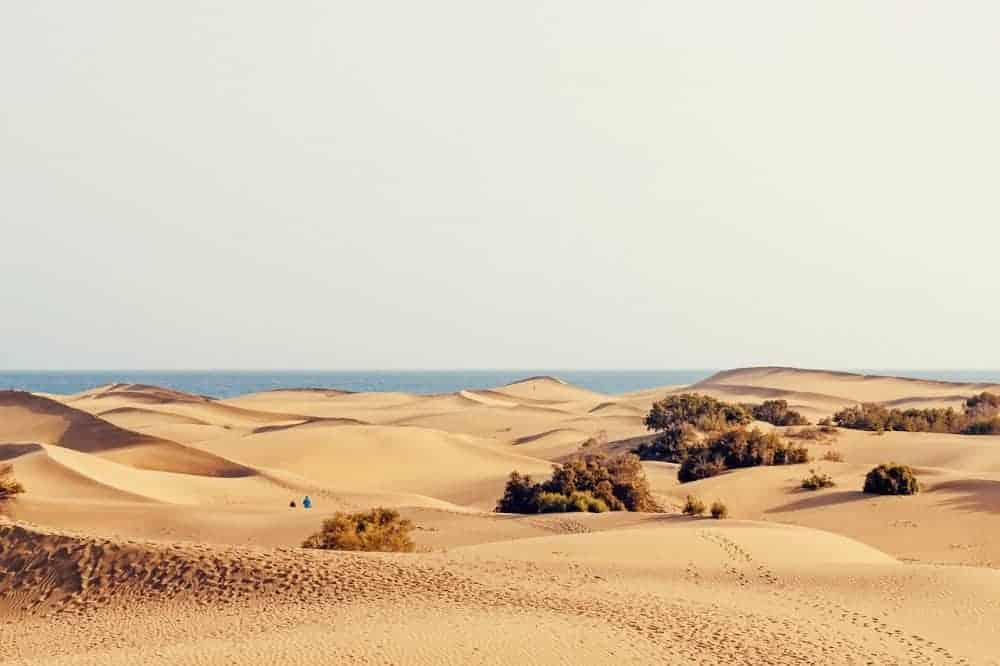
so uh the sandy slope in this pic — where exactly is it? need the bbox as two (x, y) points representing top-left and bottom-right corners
(4, 367), (1000, 664)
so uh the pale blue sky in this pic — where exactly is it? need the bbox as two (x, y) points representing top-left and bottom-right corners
(2, 2), (998, 370)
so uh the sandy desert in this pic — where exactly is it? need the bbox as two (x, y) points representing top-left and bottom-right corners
(3, 367), (1000, 664)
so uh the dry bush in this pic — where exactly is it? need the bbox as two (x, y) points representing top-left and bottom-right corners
(302, 507), (415, 552)
(535, 491), (608, 513)
(682, 495), (706, 516)
(751, 400), (809, 426)
(801, 469), (836, 490)
(787, 425), (838, 441)
(863, 464), (919, 496)
(710, 500), (729, 519)
(821, 449), (845, 462)
(0, 464), (25, 500)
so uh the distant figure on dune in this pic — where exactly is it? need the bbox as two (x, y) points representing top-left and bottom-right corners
(289, 500), (296, 508)
(302, 496), (312, 509)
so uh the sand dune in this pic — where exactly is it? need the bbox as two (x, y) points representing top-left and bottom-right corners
(0, 391), (252, 477)
(4, 519), (999, 664)
(5, 368), (1000, 664)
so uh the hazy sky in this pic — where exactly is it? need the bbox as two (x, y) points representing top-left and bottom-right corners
(3, 2), (998, 370)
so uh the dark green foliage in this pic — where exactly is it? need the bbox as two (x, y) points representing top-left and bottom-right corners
(751, 400), (809, 426)
(962, 418), (1000, 435)
(682, 495), (706, 516)
(677, 452), (727, 483)
(801, 469), (836, 490)
(496, 453), (658, 514)
(710, 500), (728, 519)
(863, 464), (920, 495)
(644, 393), (752, 434)
(635, 423), (698, 462)
(832, 394), (1000, 435)
(302, 507), (415, 552)
(965, 392), (1000, 417)
(675, 428), (809, 483)
(0, 464), (24, 500)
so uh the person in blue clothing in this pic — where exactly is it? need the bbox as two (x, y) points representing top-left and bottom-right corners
(302, 495), (312, 509)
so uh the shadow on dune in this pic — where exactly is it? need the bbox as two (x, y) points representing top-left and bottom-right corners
(930, 479), (1000, 514)
(765, 490), (870, 513)
(0, 443), (44, 461)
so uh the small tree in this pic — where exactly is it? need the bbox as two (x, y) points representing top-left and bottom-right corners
(710, 500), (729, 519)
(302, 507), (415, 552)
(0, 464), (24, 500)
(682, 495), (706, 516)
(863, 464), (919, 496)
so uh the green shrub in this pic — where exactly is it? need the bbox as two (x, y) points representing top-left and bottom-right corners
(834, 396), (1000, 436)
(821, 449), (844, 462)
(751, 400), (809, 426)
(962, 418), (1000, 435)
(535, 491), (608, 513)
(677, 452), (726, 483)
(965, 392), (1000, 418)
(817, 417), (834, 427)
(497, 453), (658, 514)
(302, 507), (415, 552)
(674, 427), (810, 483)
(644, 393), (751, 434)
(710, 501), (728, 519)
(635, 423), (698, 462)
(801, 469), (836, 490)
(0, 464), (24, 500)
(682, 495), (706, 516)
(863, 464), (920, 496)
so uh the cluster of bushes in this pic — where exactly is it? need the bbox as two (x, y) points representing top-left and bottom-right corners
(638, 394), (811, 483)
(821, 449), (845, 462)
(0, 464), (24, 500)
(496, 453), (658, 514)
(863, 463), (920, 495)
(832, 392), (1000, 435)
(750, 399), (809, 426)
(677, 428), (810, 482)
(682, 495), (728, 519)
(302, 507), (415, 552)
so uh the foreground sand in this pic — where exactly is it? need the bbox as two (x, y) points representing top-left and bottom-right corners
(4, 368), (1000, 664)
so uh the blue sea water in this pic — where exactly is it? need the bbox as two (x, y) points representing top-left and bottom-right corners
(0, 370), (715, 399)
(2, 369), (998, 400)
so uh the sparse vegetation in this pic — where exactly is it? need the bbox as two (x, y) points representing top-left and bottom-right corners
(302, 507), (415, 552)
(785, 427), (826, 441)
(751, 399), (809, 426)
(832, 393), (1000, 435)
(821, 449), (845, 462)
(0, 464), (24, 500)
(682, 495), (706, 516)
(863, 464), (920, 496)
(710, 500), (729, 519)
(801, 469), (836, 490)
(496, 453), (658, 514)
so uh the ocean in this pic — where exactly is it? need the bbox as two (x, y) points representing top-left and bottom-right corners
(0, 370), (713, 399)
(2, 369), (998, 399)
